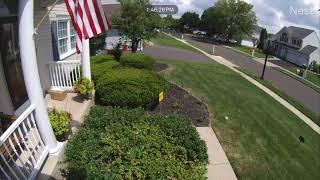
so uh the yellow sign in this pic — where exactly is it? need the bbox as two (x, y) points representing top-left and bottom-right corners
(159, 91), (164, 102)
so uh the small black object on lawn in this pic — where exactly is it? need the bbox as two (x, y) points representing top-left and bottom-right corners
(298, 136), (305, 143)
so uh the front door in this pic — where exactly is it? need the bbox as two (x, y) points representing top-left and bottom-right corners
(0, 1), (28, 111)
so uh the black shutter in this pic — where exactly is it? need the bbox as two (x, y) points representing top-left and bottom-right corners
(51, 21), (60, 61)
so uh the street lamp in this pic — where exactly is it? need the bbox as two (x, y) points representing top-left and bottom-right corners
(261, 37), (274, 80)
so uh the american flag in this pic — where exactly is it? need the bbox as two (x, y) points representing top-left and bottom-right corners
(65, 0), (111, 53)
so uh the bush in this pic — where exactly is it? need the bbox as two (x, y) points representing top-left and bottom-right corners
(65, 106), (208, 179)
(90, 55), (118, 82)
(120, 53), (155, 70)
(48, 109), (70, 141)
(74, 77), (94, 98)
(111, 43), (122, 61)
(96, 68), (169, 109)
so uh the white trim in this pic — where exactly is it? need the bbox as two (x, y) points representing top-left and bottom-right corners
(59, 49), (77, 59)
(56, 18), (77, 60)
(14, 100), (31, 117)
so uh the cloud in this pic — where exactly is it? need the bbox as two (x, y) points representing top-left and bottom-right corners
(151, 0), (320, 35)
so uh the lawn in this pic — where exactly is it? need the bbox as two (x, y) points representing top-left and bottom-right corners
(151, 33), (200, 53)
(287, 67), (320, 88)
(229, 45), (267, 58)
(159, 60), (320, 180)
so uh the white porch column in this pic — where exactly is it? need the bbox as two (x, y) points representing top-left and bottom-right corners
(19, 0), (61, 154)
(82, 39), (92, 81)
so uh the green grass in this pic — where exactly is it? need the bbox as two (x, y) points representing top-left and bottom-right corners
(274, 67), (320, 93)
(286, 67), (320, 88)
(306, 72), (320, 87)
(228, 45), (268, 58)
(159, 60), (320, 180)
(151, 33), (200, 53)
(238, 68), (320, 126)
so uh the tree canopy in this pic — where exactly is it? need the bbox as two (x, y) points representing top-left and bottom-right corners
(257, 28), (268, 50)
(179, 12), (200, 31)
(112, 0), (158, 52)
(201, 0), (257, 40)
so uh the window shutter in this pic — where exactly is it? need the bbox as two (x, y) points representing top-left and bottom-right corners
(51, 21), (60, 61)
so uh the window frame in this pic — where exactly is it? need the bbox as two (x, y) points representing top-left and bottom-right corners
(56, 18), (76, 60)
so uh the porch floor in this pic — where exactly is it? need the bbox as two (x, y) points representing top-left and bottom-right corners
(46, 92), (94, 133)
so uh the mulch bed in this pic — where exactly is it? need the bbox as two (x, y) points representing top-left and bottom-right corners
(153, 63), (169, 72)
(153, 83), (209, 127)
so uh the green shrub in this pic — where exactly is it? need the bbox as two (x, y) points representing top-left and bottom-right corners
(74, 77), (94, 98)
(111, 43), (122, 61)
(48, 109), (70, 141)
(90, 55), (118, 81)
(120, 53), (155, 70)
(96, 68), (169, 109)
(65, 106), (208, 179)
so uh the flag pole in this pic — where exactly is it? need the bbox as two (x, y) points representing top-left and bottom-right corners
(34, 0), (61, 35)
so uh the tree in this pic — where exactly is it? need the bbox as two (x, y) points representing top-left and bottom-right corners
(179, 12), (200, 32)
(201, 0), (257, 40)
(257, 28), (268, 50)
(163, 15), (178, 30)
(112, 0), (157, 52)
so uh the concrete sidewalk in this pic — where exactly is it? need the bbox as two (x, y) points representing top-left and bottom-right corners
(166, 33), (320, 135)
(197, 127), (238, 180)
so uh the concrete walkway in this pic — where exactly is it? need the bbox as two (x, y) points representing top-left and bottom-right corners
(197, 127), (238, 180)
(166, 33), (320, 135)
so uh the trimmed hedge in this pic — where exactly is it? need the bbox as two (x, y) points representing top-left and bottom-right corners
(65, 106), (208, 179)
(95, 68), (169, 109)
(90, 54), (119, 81)
(120, 53), (155, 70)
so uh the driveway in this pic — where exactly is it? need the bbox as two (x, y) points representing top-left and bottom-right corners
(186, 37), (320, 115)
(143, 44), (215, 64)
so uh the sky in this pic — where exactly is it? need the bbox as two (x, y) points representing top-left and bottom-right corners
(150, 0), (320, 35)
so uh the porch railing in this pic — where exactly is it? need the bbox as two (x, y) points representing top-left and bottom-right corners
(0, 104), (48, 180)
(48, 60), (81, 90)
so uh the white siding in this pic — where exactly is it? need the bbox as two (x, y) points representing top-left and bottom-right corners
(33, 1), (80, 91)
(302, 32), (320, 48)
(309, 49), (320, 64)
(241, 40), (254, 48)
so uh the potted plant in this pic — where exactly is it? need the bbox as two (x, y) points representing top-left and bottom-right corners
(48, 109), (71, 142)
(74, 77), (94, 99)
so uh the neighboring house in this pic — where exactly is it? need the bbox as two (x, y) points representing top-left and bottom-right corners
(0, 0), (91, 178)
(271, 26), (320, 67)
(241, 26), (263, 48)
(102, 1), (143, 51)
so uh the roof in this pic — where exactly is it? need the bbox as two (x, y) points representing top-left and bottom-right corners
(286, 26), (314, 39)
(299, 45), (317, 55)
(103, 3), (121, 20)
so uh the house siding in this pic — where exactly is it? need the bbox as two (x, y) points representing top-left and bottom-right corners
(272, 27), (320, 66)
(33, 2), (80, 91)
(302, 32), (320, 48)
(310, 49), (320, 64)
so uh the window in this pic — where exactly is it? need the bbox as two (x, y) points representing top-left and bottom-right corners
(280, 33), (288, 42)
(56, 19), (76, 58)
